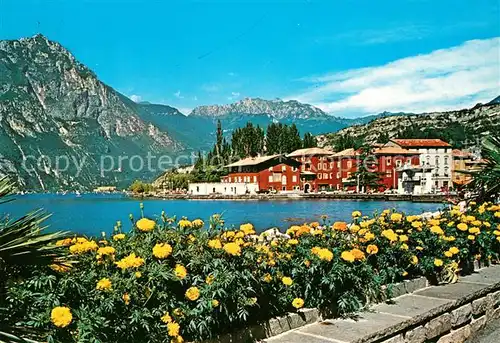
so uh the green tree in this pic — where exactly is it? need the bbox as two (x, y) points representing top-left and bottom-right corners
(302, 132), (317, 148)
(467, 136), (500, 202)
(285, 124), (303, 153)
(351, 144), (382, 193)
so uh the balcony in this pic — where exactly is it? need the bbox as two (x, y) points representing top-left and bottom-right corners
(402, 175), (421, 182)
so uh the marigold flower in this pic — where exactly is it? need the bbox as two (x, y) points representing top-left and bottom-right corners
(288, 239), (299, 245)
(208, 238), (222, 249)
(311, 247), (334, 262)
(205, 274), (215, 285)
(223, 242), (242, 256)
(351, 248), (365, 260)
(444, 251), (453, 258)
(352, 211), (362, 218)
(240, 223), (255, 235)
(192, 219), (204, 228)
(152, 243), (173, 259)
(366, 244), (379, 255)
(282, 276), (293, 286)
(161, 313), (173, 324)
(185, 286), (200, 301)
(341, 251), (355, 262)
(69, 240), (98, 254)
(263, 273), (272, 283)
(350, 224), (361, 233)
(115, 253), (145, 270)
(333, 221), (348, 231)
(292, 297), (304, 309)
(211, 299), (220, 307)
(364, 232), (375, 241)
(51, 306), (72, 328)
(449, 247), (460, 255)
(399, 235), (409, 242)
(167, 321), (180, 337)
(469, 227), (480, 235)
(122, 293), (131, 305)
(96, 278), (112, 291)
(113, 233), (126, 241)
(410, 255), (419, 265)
(135, 271), (142, 278)
(468, 235), (475, 241)
(382, 229), (398, 242)
(174, 264), (187, 279)
(390, 213), (403, 222)
(430, 226), (444, 235)
(136, 218), (156, 232)
(457, 223), (468, 231)
(97, 246), (116, 256)
(434, 258), (444, 267)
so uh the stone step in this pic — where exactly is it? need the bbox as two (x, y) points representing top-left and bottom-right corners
(263, 265), (500, 343)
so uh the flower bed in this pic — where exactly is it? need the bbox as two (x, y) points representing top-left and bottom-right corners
(3, 203), (500, 343)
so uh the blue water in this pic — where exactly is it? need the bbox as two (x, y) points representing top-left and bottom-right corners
(1, 194), (444, 236)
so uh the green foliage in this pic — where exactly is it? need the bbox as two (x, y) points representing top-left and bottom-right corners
(231, 122), (265, 158)
(302, 132), (317, 148)
(396, 122), (473, 148)
(329, 133), (364, 151)
(351, 144), (382, 192)
(0, 178), (69, 342)
(4, 202), (500, 342)
(129, 180), (154, 194)
(467, 136), (500, 202)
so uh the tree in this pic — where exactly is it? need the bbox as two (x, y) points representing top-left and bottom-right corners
(351, 144), (382, 193)
(331, 134), (364, 152)
(285, 124), (302, 153)
(265, 122), (282, 155)
(303, 132), (317, 148)
(467, 136), (500, 202)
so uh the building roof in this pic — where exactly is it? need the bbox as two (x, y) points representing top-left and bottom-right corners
(225, 154), (301, 168)
(452, 149), (474, 158)
(287, 147), (334, 157)
(332, 148), (359, 157)
(391, 139), (451, 148)
(374, 147), (421, 155)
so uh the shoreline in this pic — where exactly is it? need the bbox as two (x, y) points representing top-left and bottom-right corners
(131, 192), (453, 203)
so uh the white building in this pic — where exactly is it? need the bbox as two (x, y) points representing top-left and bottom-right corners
(387, 139), (453, 190)
(188, 182), (259, 196)
(396, 164), (434, 195)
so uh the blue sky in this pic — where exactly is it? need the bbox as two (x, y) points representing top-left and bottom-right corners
(1, 0), (499, 117)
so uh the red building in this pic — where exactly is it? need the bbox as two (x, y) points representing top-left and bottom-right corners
(223, 154), (301, 192)
(373, 147), (421, 190)
(287, 147), (336, 192)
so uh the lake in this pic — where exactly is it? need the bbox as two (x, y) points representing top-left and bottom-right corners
(1, 193), (445, 236)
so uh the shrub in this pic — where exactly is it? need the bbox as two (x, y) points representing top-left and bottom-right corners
(4, 203), (500, 343)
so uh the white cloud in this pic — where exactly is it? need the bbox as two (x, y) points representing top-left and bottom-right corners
(292, 38), (500, 116)
(174, 90), (184, 99)
(228, 91), (241, 101)
(178, 107), (192, 116)
(130, 94), (142, 103)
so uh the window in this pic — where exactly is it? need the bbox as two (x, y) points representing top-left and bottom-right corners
(318, 163), (322, 170)
(238, 177), (242, 182)
(330, 173), (333, 179)
(253, 176), (257, 183)
(396, 160), (402, 167)
(435, 156), (440, 166)
(337, 161), (340, 168)
(444, 157), (448, 165)
(323, 163), (328, 170)
(282, 165), (286, 172)
(305, 163), (311, 171)
(387, 158), (392, 166)
(196, 186), (199, 192)
(292, 175), (297, 182)
(386, 171), (392, 177)
(330, 162), (334, 169)
(282, 186), (286, 191)
(318, 173), (322, 179)
(347, 161), (352, 168)
(336, 172), (340, 178)
(213, 188), (216, 193)
(323, 173), (328, 179)
(268, 175), (273, 183)
(273, 173), (281, 182)
(282, 175), (287, 185)
(292, 166), (297, 172)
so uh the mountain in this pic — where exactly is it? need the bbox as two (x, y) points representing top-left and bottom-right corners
(0, 34), (182, 191)
(187, 97), (358, 139)
(487, 96), (500, 105)
(317, 102), (500, 149)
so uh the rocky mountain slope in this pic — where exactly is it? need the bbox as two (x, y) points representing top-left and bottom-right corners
(318, 102), (500, 149)
(0, 34), (182, 190)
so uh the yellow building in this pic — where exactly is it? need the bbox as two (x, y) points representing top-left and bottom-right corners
(452, 149), (485, 187)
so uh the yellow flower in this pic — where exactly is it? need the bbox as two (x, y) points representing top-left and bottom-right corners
(430, 226), (444, 235)
(390, 213), (403, 222)
(136, 218), (156, 232)
(366, 244), (379, 255)
(352, 211), (362, 218)
(288, 239), (299, 246)
(467, 235), (475, 241)
(311, 247), (334, 262)
(51, 306), (72, 328)
(457, 223), (468, 231)
(364, 232), (375, 241)
(161, 313), (173, 324)
(449, 247), (460, 255)
(174, 264), (187, 279)
(351, 248), (365, 260)
(468, 227), (480, 235)
(400, 243), (409, 251)
(416, 246), (424, 251)
(122, 293), (131, 305)
(152, 243), (173, 259)
(434, 258), (444, 267)
(411, 221), (423, 229)
(263, 273), (272, 283)
(350, 225), (360, 233)
(382, 229), (398, 242)
(399, 235), (409, 242)
(212, 299), (220, 307)
(282, 276), (293, 286)
(69, 240), (98, 254)
(410, 255), (419, 265)
(205, 274), (215, 285)
(208, 239), (222, 249)
(115, 253), (145, 270)
(185, 287), (200, 301)
(341, 251), (355, 262)
(171, 336), (184, 343)
(167, 321), (180, 337)
(240, 223), (255, 235)
(223, 242), (242, 256)
(192, 219), (204, 228)
(178, 219), (192, 229)
(444, 251), (453, 258)
(113, 233), (126, 241)
(96, 278), (112, 291)
(135, 271), (142, 278)
(292, 298), (305, 309)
